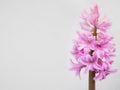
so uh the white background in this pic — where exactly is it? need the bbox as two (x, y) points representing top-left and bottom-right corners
(0, 0), (120, 90)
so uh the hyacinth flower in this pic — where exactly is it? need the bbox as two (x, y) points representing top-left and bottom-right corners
(70, 4), (116, 89)
(80, 4), (111, 32)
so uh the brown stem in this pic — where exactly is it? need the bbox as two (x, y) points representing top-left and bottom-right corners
(93, 26), (97, 40)
(89, 71), (95, 90)
(88, 26), (97, 90)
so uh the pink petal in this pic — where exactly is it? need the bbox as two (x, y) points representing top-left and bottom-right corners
(80, 22), (93, 31)
(108, 69), (117, 74)
(90, 4), (99, 19)
(93, 63), (101, 70)
(78, 58), (88, 65)
(69, 60), (84, 78)
(97, 21), (111, 32)
(94, 72), (105, 80)
(94, 73), (102, 80)
(80, 10), (89, 20)
(84, 65), (92, 74)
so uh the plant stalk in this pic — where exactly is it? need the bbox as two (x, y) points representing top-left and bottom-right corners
(89, 26), (97, 90)
(89, 71), (95, 90)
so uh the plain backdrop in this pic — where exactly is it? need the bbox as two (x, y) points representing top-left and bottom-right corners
(0, 0), (120, 90)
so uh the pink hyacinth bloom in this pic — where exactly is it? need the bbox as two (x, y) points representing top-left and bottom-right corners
(80, 22), (93, 31)
(81, 4), (99, 26)
(93, 33), (114, 58)
(94, 69), (117, 80)
(70, 4), (116, 80)
(79, 54), (101, 73)
(80, 4), (111, 32)
(70, 60), (85, 77)
(77, 32), (95, 50)
(103, 44), (116, 60)
(97, 19), (112, 32)
(94, 59), (117, 80)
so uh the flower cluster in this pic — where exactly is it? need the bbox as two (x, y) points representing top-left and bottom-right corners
(70, 4), (116, 80)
